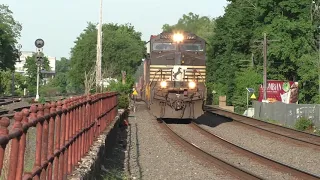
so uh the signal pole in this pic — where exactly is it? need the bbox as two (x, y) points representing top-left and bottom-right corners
(34, 39), (45, 101)
(96, 0), (103, 92)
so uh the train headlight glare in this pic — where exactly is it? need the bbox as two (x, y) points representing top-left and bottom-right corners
(173, 33), (184, 42)
(188, 81), (196, 89)
(160, 81), (167, 88)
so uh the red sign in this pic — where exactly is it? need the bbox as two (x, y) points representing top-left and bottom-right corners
(258, 80), (299, 104)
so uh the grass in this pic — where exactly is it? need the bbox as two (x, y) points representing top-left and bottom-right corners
(261, 117), (320, 136)
(103, 169), (128, 180)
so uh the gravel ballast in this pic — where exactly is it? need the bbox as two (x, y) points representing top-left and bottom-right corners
(169, 123), (299, 180)
(196, 113), (320, 176)
(124, 102), (236, 180)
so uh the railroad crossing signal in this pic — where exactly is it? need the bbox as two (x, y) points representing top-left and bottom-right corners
(35, 38), (45, 48)
(132, 90), (138, 96)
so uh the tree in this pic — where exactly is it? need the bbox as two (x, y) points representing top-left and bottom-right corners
(68, 22), (146, 92)
(206, 0), (320, 108)
(55, 57), (70, 73)
(84, 67), (96, 95)
(0, 4), (22, 70)
(162, 12), (215, 43)
(232, 68), (262, 113)
(45, 57), (71, 94)
(23, 53), (50, 95)
(0, 70), (26, 96)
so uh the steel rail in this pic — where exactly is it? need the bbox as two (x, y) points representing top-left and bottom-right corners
(158, 121), (262, 180)
(204, 106), (320, 147)
(190, 122), (320, 180)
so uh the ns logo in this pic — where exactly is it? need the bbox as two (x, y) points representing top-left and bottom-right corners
(172, 66), (186, 81)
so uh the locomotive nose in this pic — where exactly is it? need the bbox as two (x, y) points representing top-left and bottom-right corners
(174, 52), (182, 64)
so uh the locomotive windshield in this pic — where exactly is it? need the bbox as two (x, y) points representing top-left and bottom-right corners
(180, 44), (203, 51)
(153, 43), (176, 51)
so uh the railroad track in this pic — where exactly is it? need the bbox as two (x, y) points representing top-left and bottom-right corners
(158, 120), (262, 180)
(159, 120), (320, 180)
(189, 121), (320, 179)
(204, 106), (320, 148)
(0, 97), (21, 106)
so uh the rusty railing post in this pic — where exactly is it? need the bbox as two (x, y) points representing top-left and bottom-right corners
(8, 112), (23, 180)
(40, 103), (50, 179)
(47, 102), (56, 180)
(85, 96), (91, 154)
(0, 117), (10, 176)
(62, 99), (69, 179)
(31, 104), (41, 180)
(54, 101), (62, 180)
(64, 99), (70, 175)
(16, 109), (29, 180)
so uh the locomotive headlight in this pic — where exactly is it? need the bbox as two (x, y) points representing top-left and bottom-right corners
(160, 81), (167, 88)
(188, 81), (196, 89)
(173, 33), (184, 42)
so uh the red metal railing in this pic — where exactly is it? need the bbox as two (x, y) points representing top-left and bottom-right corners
(0, 92), (118, 180)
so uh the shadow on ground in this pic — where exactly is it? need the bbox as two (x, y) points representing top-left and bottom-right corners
(193, 112), (233, 128)
(101, 120), (128, 180)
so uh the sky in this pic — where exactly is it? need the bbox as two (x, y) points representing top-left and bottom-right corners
(2, 0), (228, 59)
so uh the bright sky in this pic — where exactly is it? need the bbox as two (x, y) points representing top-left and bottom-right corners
(2, 0), (228, 59)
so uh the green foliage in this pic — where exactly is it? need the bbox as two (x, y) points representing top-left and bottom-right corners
(232, 68), (262, 113)
(162, 12), (215, 43)
(206, 0), (320, 108)
(294, 117), (314, 131)
(106, 75), (135, 109)
(39, 85), (61, 97)
(0, 70), (27, 96)
(117, 94), (129, 109)
(68, 22), (145, 92)
(23, 52), (50, 95)
(0, 4), (22, 70)
(48, 57), (71, 94)
(38, 96), (46, 104)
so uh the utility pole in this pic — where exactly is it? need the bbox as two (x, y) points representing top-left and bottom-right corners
(311, 0), (320, 101)
(254, 33), (279, 101)
(96, 0), (103, 92)
(318, 31), (320, 102)
(263, 33), (267, 100)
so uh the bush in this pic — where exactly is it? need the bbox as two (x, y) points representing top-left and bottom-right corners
(294, 117), (314, 131)
(38, 97), (46, 104)
(105, 76), (134, 110)
(40, 85), (62, 97)
(118, 94), (129, 109)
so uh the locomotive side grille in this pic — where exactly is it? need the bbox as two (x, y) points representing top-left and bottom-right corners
(149, 65), (206, 82)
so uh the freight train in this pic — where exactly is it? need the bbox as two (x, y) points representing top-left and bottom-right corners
(137, 31), (207, 119)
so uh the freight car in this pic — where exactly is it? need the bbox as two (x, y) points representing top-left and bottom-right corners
(139, 31), (207, 119)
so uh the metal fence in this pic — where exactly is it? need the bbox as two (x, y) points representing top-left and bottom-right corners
(0, 92), (119, 180)
(253, 101), (320, 127)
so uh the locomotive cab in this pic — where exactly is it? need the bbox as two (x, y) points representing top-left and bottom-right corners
(143, 32), (207, 119)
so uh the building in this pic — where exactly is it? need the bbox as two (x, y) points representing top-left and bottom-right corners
(15, 51), (56, 84)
